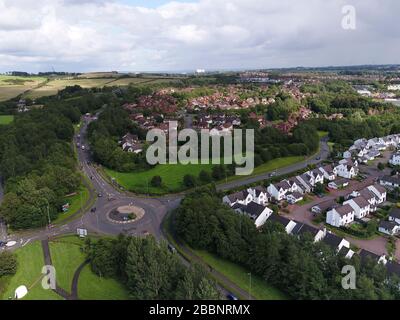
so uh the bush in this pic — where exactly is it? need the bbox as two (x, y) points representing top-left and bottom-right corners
(199, 170), (212, 183)
(183, 174), (197, 188)
(150, 175), (162, 188)
(0, 252), (17, 276)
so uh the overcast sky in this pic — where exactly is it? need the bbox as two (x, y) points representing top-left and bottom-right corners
(0, 0), (398, 73)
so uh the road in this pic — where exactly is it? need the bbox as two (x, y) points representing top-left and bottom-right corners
(217, 136), (330, 191)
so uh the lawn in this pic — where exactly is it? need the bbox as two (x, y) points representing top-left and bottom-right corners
(49, 239), (86, 293)
(0, 115), (14, 125)
(53, 184), (90, 224)
(194, 250), (288, 300)
(105, 155), (306, 195)
(0, 241), (63, 300)
(105, 163), (214, 194)
(78, 264), (130, 300)
(317, 131), (329, 138)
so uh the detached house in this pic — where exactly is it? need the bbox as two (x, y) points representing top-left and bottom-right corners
(359, 188), (378, 212)
(379, 221), (400, 236)
(286, 192), (304, 204)
(367, 184), (387, 205)
(237, 202), (273, 228)
(335, 161), (358, 179)
(247, 186), (270, 205)
(343, 196), (371, 219)
(267, 180), (291, 201)
(291, 223), (326, 242)
(266, 214), (297, 234)
(379, 175), (400, 189)
(223, 190), (253, 207)
(389, 152), (400, 166)
(120, 133), (143, 154)
(388, 207), (400, 225)
(323, 233), (352, 255)
(326, 204), (355, 227)
(318, 165), (336, 181)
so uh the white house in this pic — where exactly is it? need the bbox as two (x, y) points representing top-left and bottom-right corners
(367, 184), (387, 204)
(309, 169), (324, 185)
(239, 202), (273, 228)
(318, 165), (336, 181)
(291, 223), (326, 243)
(335, 163), (358, 179)
(323, 233), (351, 253)
(286, 192), (304, 204)
(326, 204), (355, 227)
(328, 177), (349, 190)
(359, 188), (378, 212)
(360, 249), (388, 265)
(267, 214), (297, 234)
(267, 180), (291, 201)
(247, 186), (269, 205)
(223, 190), (253, 207)
(389, 152), (400, 166)
(388, 207), (400, 225)
(311, 200), (338, 215)
(343, 196), (371, 219)
(295, 176), (312, 193)
(379, 221), (400, 236)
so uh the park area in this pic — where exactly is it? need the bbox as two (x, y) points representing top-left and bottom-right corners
(0, 236), (129, 300)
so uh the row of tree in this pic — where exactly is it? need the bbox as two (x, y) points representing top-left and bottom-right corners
(86, 235), (220, 300)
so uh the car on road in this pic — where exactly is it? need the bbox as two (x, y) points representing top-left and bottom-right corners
(269, 172), (277, 177)
(91, 207), (97, 213)
(316, 156), (321, 160)
(0, 241), (6, 248)
(168, 244), (177, 253)
(97, 193), (103, 198)
(226, 293), (238, 300)
(90, 176), (94, 180)
(81, 145), (85, 150)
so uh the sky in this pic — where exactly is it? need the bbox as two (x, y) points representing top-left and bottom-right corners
(0, 0), (398, 73)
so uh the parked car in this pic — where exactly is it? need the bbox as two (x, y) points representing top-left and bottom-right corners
(226, 293), (238, 300)
(168, 244), (177, 253)
(97, 193), (103, 198)
(0, 241), (6, 248)
(90, 207), (97, 213)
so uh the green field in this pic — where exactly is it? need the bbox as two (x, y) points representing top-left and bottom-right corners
(194, 250), (288, 300)
(53, 184), (90, 224)
(0, 115), (14, 125)
(0, 242), (62, 300)
(105, 163), (214, 194)
(78, 265), (130, 300)
(49, 240), (86, 293)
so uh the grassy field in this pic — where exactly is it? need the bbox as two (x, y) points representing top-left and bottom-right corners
(0, 241), (63, 300)
(0, 115), (14, 125)
(0, 75), (48, 101)
(78, 264), (130, 300)
(105, 163), (214, 194)
(49, 239), (86, 293)
(194, 250), (288, 300)
(53, 184), (90, 224)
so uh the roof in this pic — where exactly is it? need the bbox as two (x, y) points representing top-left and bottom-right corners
(389, 207), (400, 219)
(267, 214), (292, 227)
(372, 184), (387, 195)
(323, 233), (344, 249)
(380, 175), (400, 185)
(253, 186), (268, 197)
(275, 180), (291, 191)
(243, 202), (268, 217)
(335, 204), (354, 217)
(359, 188), (376, 201)
(379, 220), (399, 231)
(386, 261), (400, 277)
(291, 223), (320, 237)
(359, 249), (381, 263)
(226, 191), (246, 202)
(352, 196), (370, 208)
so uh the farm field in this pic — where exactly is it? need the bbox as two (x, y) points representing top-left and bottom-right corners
(0, 75), (47, 101)
(0, 115), (14, 125)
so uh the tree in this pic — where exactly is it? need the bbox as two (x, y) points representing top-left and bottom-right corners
(198, 170), (212, 183)
(378, 162), (385, 171)
(0, 252), (17, 276)
(183, 175), (196, 188)
(150, 176), (162, 188)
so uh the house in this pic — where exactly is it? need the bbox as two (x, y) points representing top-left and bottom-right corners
(378, 221), (400, 236)
(295, 176), (312, 193)
(343, 196), (370, 219)
(286, 192), (304, 204)
(291, 223), (326, 242)
(328, 177), (349, 190)
(334, 162), (358, 179)
(239, 202), (273, 228)
(120, 133), (143, 154)
(266, 214), (297, 234)
(223, 190), (253, 207)
(367, 184), (387, 204)
(389, 207), (400, 225)
(323, 232), (351, 253)
(389, 152), (400, 166)
(359, 249), (387, 265)
(338, 246), (356, 259)
(311, 200), (338, 215)
(379, 175), (400, 189)
(365, 149), (380, 161)
(318, 165), (336, 181)
(359, 188), (378, 212)
(309, 169), (324, 185)
(247, 186), (270, 205)
(326, 204), (355, 227)
(267, 180), (291, 201)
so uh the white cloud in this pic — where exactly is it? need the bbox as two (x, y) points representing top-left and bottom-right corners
(0, 0), (398, 72)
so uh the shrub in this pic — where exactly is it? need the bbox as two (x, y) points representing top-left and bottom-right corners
(150, 175), (162, 188)
(0, 252), (17, 276)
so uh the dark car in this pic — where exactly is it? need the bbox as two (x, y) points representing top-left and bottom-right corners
(168, 244), (177, 253)
(0, 241), (6, 248)
(90, 207), (97, 213)
(226, 293), (238, 300)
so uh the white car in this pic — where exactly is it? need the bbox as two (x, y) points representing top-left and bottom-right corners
(81, 146), (85, 150)
(6, 241), (16, 247)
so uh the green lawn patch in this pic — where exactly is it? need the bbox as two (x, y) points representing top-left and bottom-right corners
(1, 241), (63, 300)
(53, 184), (90, 224)
(0, 115), (14, 125)
(317, 131), (329, 138)
(78, 264), (130, 300)
(49, 239), (86, 293)
(194, 250), (288, 300)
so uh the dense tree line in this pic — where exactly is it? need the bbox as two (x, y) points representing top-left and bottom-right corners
(86, 235), (220, 300)
(0, 252), (17, 277)
(175, 187), (400, 300)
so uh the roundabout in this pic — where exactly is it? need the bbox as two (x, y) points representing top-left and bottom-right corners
(107, 205), (145, 224)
